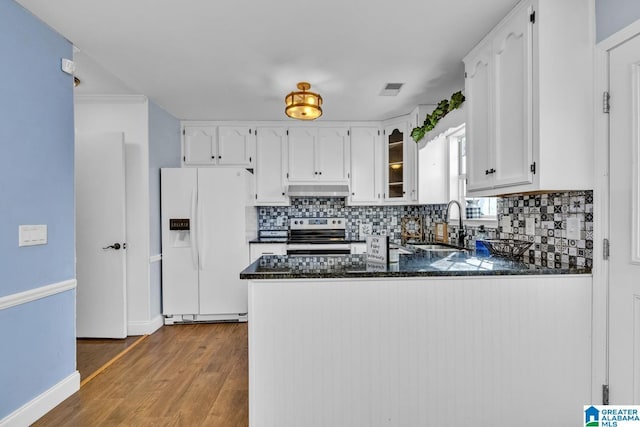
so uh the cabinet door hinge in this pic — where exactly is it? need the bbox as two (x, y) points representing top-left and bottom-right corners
(530, 162), (536, 174)
(249, 129), (252, 134)
(286, 130), (289, 135)
(603, 384), (610, 405)
(255, 129), (258, 136)
(603, 238), (610, 260)
(182, 129), (185, 135)
(183, 155), (186, 162)
(286, 172), (289, 179)
(530, 11), (536, 23)
(347, 130), (350, 136)
(603, 91), (610, 114)
(464, 72), (468, 78)
(378, 130), (380, 136)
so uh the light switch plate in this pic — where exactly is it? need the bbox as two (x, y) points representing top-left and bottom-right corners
(19, 224), (47, 247)
(566, 217), (581, 240)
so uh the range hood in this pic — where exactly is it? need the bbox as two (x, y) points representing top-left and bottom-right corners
(286, 184), (350, 198)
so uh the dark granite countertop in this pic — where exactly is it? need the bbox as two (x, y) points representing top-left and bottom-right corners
(239, 250), (591, 279)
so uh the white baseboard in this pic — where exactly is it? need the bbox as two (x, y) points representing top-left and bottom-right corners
(0, 371), (80, 427)
(127, 314), (164, 335)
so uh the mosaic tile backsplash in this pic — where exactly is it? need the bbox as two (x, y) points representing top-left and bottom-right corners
(257, 190), (594, 269)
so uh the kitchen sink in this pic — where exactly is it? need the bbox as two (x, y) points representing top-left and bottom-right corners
(409, 243), (466, 252)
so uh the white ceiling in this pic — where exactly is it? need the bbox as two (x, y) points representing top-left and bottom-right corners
(16, 0), (519, 121)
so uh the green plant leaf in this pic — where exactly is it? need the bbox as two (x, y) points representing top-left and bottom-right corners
(411, 126), (426, 142)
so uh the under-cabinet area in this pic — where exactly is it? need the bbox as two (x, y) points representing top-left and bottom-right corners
(247, 274), (592, 427)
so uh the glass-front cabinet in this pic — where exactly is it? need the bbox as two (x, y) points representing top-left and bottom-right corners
(387, 128), (404, 198)
(383, 121), (415, 202)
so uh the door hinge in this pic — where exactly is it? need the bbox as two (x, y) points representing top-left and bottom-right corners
(530, 162), (536, 174)
(183, 155), (186, 162)
(286, 172), (289, 179)
(286, 130), (289, 135)
(464, 71), (468, 78)
(603, 238), (610, 260)
(255, 194), (257, 200)
(603, 91), (610, 114)
(347, 130), (350, 136)
(530, 11), (536, 23)
(182, 129), (185, 135)
(378, 130), (380, 136)
(603, 384), (610, 405)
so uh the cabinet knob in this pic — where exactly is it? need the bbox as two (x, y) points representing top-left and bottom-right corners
(314, 171), (318, 175)
(352, 192), (355, 196)
(282, 192), (285, 196)
(218, 155), (222, 159)
(318, 171), (322, 175)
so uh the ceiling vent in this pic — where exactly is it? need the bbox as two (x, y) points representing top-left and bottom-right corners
(379, 83), (404, 96)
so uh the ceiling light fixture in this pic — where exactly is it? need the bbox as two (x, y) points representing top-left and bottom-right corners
(285, 82), (323, 120)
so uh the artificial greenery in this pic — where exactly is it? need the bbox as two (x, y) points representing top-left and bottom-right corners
(411, 91), (465, 143)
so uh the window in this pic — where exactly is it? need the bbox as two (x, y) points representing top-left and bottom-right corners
(447, 126), (497, 223)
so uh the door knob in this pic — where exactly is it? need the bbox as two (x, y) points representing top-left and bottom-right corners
(103, 243), (122, 250)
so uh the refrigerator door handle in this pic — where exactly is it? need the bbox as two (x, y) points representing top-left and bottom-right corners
(190, 187), (198, 270)
(197, 185), (205, 270)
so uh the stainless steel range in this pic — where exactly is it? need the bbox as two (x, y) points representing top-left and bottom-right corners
(287, 217), (350, 255)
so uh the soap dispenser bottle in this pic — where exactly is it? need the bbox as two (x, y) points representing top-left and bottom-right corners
(475, 225), (490, 257)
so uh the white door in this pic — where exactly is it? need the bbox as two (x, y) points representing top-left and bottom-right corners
(76, 132), (127, 338)
(608, 33), (640, 403)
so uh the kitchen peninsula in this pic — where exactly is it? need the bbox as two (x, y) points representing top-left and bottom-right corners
(241, 250), (592, 427)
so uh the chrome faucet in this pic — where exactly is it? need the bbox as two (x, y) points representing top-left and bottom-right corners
(445, 200), (465, 248)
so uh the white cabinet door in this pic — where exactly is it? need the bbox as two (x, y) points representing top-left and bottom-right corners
(218, 126), (255, 166)
(349, 127), (382, 205)
(317, 127), (350, 181)
(383, 122), (410, 202)
(184, 125), (216, 165)
(255, 127), (288, 205)
(491, 4), (533, 189)
(418, 134), (450, 204)
(287, 128), (316, 181)
(465, 43), (493, 192)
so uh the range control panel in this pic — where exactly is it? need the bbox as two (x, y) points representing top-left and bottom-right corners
(289, 217), (345, 229)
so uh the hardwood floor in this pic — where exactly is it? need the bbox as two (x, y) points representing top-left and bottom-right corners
(34, 323), (249, 427)
(76, 336), (142, 381)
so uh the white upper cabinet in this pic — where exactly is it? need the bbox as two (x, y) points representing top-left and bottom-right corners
(287, 127), (350, 183)
(183, 125), (217, 165)
(349, 127), (382, 205)
(463, 0), (593, 196)
(382, 120), (416, 203)
(255, 127), (289, 205)
(183, 124), (255, 167)
(317, 128), (350, 181)
(218, 126), (254, 166)
(287, 128), (316, 181)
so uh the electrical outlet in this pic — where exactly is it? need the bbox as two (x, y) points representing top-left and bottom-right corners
(501, 216), (512, 234)
(566, 217), (581, 240)
(525, 217), (535, 235)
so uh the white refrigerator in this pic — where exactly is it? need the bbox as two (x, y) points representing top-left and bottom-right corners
(161, 167), (256, 323)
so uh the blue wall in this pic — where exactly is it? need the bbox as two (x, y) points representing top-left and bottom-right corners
(596, 0), (640, 41)
(148, 101), (180, 315)
(0, 0), (76, 420)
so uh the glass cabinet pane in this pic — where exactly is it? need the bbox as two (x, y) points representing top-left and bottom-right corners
(387, 128), (404, 198)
